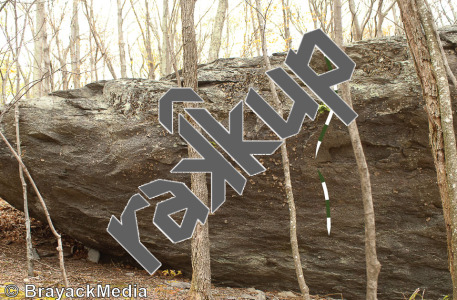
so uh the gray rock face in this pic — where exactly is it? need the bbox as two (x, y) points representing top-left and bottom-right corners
(1, 27), (457, 298)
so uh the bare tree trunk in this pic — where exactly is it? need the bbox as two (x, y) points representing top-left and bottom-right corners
(89, 0), (96, 82)
(308, 0), (334, 36)
(170, 0), (179, 66)
(170, 5), (178, 69)
(181, 0), (212, 299)
(89, 28), (95, 82)
(392, 4), (403, 35)
(417, 2), (457, 296)
(128, 43), (135, 78)
(1, 60), (10, 106)
(0, 0), (9, 14)
(13, 0), (33, 276)
(255, 0), (311, 298)
(15, 103), (34, 276)
(448, 0), (457, 22)
(161, 0), (171, 77)
(425, 0), (457, 91)
(347, 0), (375, 41)
(70, 0), (80, 88)
(242, 2), (248, 57)
(20, 68), (30, 99)
(334, 1), (381, 299)
(348, 0), (362, 40)
(397, 0), (457, 298)
(281, 0), (292, 49)
(375, 0), (396, 37)
(308, 0), (318, 29)
(208, 0), (227, 62)
(166, 24), (181, 86)
(74, 1), (81, 84)
(431, 0), (445, 27)
(163, 1), (181, 81)
(129, 0), (147, 75)
(42, 12), (50, 94)
(50, 17), (70, 91)
(225, 7), (230, 58)
(145, 0), (155, 79)
(33, 0), (45, 97)
(117, 0), (127, 78)
(375, 0), (384, 37)
(250, 4), (260, 57)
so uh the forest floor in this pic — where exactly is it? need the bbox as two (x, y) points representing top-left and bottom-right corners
(0, 199), (341, 300)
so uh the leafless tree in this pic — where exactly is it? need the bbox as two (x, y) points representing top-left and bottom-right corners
(181, 0), (212, 299)
(0, 0), (10, 14)
(144, 0), (155, 79)
(254, 0), (311, 298)
(428, 0), (456, 25)
(281, 0), (291, 49)
(8, 0), (35, 276)
(117, 0), (127, 78)
(391, 4), (403, 35)
(208, 0), (227, 62)
(250, 3), (260, 56)
(347, 0), (376, 41)
(130, 0), (155, 79)
(32, 0), (45, 96)
(334, 0), (381, 298)
(397, 0), (457, 298)
(374, 0), (396, 37)
(289, 3), (307, 35)
(70, 0), (80, 88)
(82, 0), (117, 79)
(42, 4), (51, 93)
(160, 0), (171, 76)
(223, 3), (231, 58)
(308, 0), (333, 35)
(87, 0), (97, 81)
(48, 0), (70, 90)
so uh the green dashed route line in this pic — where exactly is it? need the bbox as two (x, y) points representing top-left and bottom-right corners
(318, 169), (331, 235)
(315, 110), (334, 158)
(315, 57), (337, 158)
(315, 56), (335, 235)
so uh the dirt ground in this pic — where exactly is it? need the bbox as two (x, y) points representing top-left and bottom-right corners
(0, 199), (343, 300)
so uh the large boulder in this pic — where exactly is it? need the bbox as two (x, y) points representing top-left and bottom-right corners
(1, 26), (457, 298)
